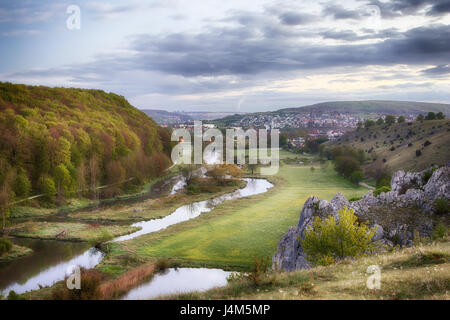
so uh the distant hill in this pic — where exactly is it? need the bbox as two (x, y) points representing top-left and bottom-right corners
(212, 100), (450, 126)
(0, 82), (171, 202)
(142, 109), (246, 124)
(278, 100), (450, 116)
(141, 109), (194, 124)
(326, 119), (450, 175)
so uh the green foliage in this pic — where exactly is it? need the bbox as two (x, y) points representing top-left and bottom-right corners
(13, 169), (31, 198)
(385, 115), (396, 125)
(436, 112), (445, 120)
(38, 176), (57, 202)
(6, 290), (26, 300)
(431, 222), (448, 240)
(416, 114), (424, 121)
(425, 112), (436, 120)
(376, 172), (391, 188)
(334, 156), (361, 179)
(350, 170), (364, 184)
(0, 237), (12, 255)
(434, 198), (449, 215)
(364, 119), (375, 127)
(373, 186), (391, 196)
(302, 207), (376, 266)
(397, 116), (405, 123)
(422, 167), (437, 185)
(376, 118), (384, 125)
(0, 82), (171, 204)
(349, 196), (362, 202)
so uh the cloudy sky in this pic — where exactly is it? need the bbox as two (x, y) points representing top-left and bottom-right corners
(1, 0), (449, 112)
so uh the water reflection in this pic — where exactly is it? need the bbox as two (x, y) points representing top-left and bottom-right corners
(0, 239), (103, 296)
(0, 178), (272, 296)
(122, 268), (230, 300)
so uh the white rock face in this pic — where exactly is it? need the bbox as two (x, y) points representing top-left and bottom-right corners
(272, 165), (449, 272)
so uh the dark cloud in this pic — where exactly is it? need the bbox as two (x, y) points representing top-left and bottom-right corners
(322, 4), (366, 20)
(320, 28), (400, 41)
(368, 0), (450, 18)
(126, 23), (450, 77)
(422, 64), (450, 75)
(278, 12), (315, 25)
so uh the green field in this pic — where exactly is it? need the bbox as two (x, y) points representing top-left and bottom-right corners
(102, 158), (368, 272)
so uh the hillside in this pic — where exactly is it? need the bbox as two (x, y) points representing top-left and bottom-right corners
(0, 82), (171, 204)
(212, 100), (450, 127)
(326, 119), (450, 176)
(278, 100), (450, 116)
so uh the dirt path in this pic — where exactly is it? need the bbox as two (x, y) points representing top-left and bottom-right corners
(359, 182), (375, 190)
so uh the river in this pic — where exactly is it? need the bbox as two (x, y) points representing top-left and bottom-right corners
(0, 177), (273, 297)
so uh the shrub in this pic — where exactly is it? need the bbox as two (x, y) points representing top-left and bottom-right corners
(434, 198), (449, 215)
(155, 258), (169, 272)
(248, 256), (271, 286)
(432, 222), (448, 240)
(302, 207), (376, 266)
(373, 186), (391, 196)
(422, 167), (437, 185)
(0, 237), (12, 256)
(51, 268), (103, 300)
(7, 290), (26, 300)
(349, 196), (362, 202)
(416, 150), (422, 157)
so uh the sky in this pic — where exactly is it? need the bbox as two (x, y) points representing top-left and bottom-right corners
(0, 0), (449, 112)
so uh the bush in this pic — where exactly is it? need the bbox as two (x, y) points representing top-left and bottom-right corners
(51, 268), (104, 300)
(416, 150), (422, 157)
(432, 222), (448, 240)
(0, 237), (12, 256)
(7, 290), (26, 300)
(434, 198), (449, 215)
(373, 186), (391, 197)
(302, 207), (376, 266)
(155, 258), (169, 272)
(248, 256), (270, 286)
(349, 196), (362, 202)
(422, 167), (437, 185)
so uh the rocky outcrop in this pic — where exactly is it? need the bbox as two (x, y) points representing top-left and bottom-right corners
(272, 165), (449, 272)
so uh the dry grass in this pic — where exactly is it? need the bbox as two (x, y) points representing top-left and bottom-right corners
(99, 262), (155, 299)
(167, 239), (450, 300)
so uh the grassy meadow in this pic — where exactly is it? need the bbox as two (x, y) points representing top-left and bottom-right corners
(99, 157), (369, 274)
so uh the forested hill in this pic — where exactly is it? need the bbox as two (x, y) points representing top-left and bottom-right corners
(0, 82), (172, 204)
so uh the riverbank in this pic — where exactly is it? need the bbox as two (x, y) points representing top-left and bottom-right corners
(0, 244), (33, 263)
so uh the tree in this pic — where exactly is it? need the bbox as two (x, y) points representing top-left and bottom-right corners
(376, 118), (384, 125)
(0, 184), (11, 230)
(364, 120), (375, 128)
(416, 114), (424, 121)
(425, 112), (436, 120)
(13, 168), (31, 198)
(302, 207), (376, 266)
(385, 115), (396, 125)
(397, 116), (405, 123)
(334, 156), (361, 179)
(436, 112), (445, 120)
(350, 170), (364, 184)
(54, 164), (72, 198)
(38, 176), (57, 202)
(209, 164), (243, 185)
